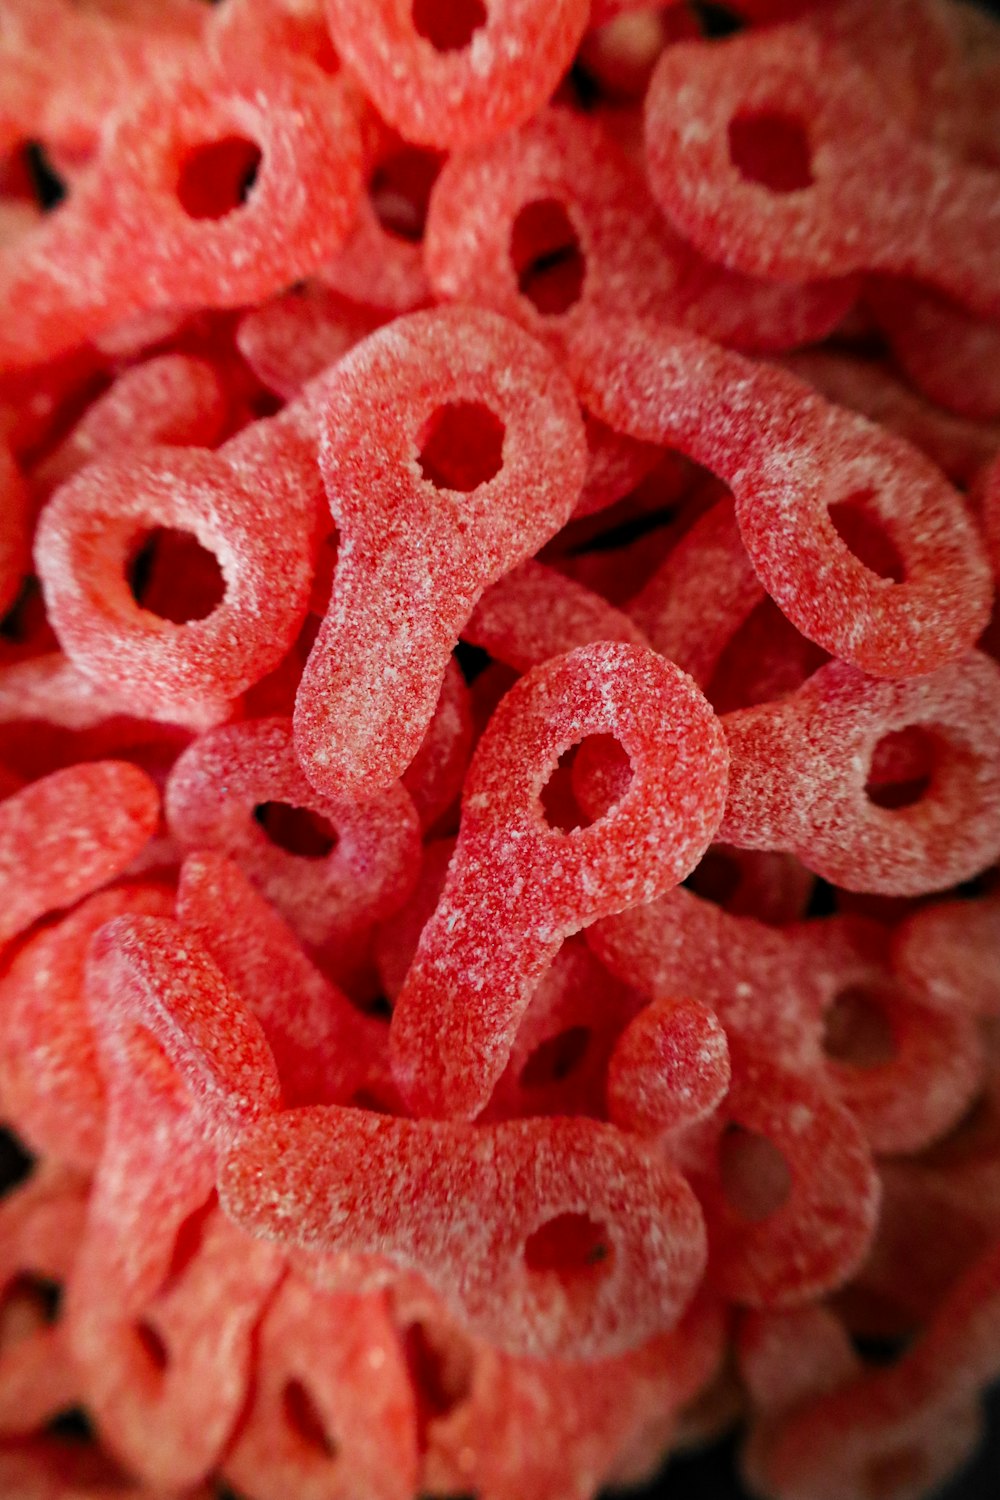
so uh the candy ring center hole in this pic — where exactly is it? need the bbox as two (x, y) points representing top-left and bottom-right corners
(162, 1192), (217, 1293)
(510, 199), (586, 316)
(176, 136), (262, 220)
(282, 1379), (338, 1457)
(418, 401), (505, 492)
(865, 726), (940, 810)
(719, 1125), (792, 1222)
(412, 0), (486, 51)
(403, 1320), (474, 1447)
(524, 1212), (613, 1278)
(23, 141), (67, 212)
(135, 1320), (169, 1375)
(728, 110), (814, 193)
(692, 3), (744, 38)
(253, 802), (338, 859)
(545, 734), (632, 832)
(829, 491), (906, 583)
(127, 527), (226, 624)
(0, 1274), (62, 1346)
(823, 986), (897, 1068)
(864, 1445), (928, 1500)
(519, 1026), (591, 1088)
(371, 147), (442, 244)
(683, 847), (742, 905)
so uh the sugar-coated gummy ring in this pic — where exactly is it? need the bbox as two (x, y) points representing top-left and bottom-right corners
(694, 1045), (880, 1307)
(166, 716), (420, 953)
(568, 317), (993, 680)
(721, 652), (1000, 896)
(295, 304), (587, 801)
(34, 447), (317, 727)
(389, 641), (728, 1121)
(323, 0), (590, 148)
(218, 1106), (708, 1360)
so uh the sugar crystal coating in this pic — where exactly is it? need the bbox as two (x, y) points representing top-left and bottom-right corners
(295, 305), (588, 800)
(390, 641), (728, 1120)
(0, 2), (999, 1493)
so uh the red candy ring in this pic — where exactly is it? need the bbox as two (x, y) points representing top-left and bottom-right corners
(569, 316), (993, 679)
(323, 0), (590, 149)
(295, 305), (587, 801)
(390, 641), (727, 1121)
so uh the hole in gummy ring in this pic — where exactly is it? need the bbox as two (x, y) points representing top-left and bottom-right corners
(135, 1320), (169, 1375)
(823, 986), (897, 1069)
(176, 136), (262, 220)
(403, 1321), (474, 1441)
(253, 802), (338, 859)
(510, 199), (586, 315)
(865, 726), (940, 810)
(828, 491), (906, 584)
(728, 111), (814, 193)
(542, 734), (632, 832)
(417, 401), (505, 492)
(282, 1379), (337, 1457)
(370, 147), (442, 244)
(127, 527), (226, 624)
(719, 1125), (792, 1223)
(524, 1212), (613, 1277)
(412, 0), (487, 52)
(0, 1274), (63, 1346)
(692, 2), (744, 38)
(519, 1026), (591, 1089)
(683, 848), (742, 906)
(864, 1445), (928, 1500)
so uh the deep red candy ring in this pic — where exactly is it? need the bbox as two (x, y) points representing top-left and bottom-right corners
(645, 24), (1000, 320)
(720, 652), (1000, 895)
(569, 316), (993, 679)
(323, 0), (589, 149)
(389, 641), (728, 1121)
(0, 441), (30, 621)
(295, 305), (588, 802)
(219, 1105), (707, 1361)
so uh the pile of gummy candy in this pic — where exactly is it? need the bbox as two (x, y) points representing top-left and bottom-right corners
(1, 0), (1000, 1496)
